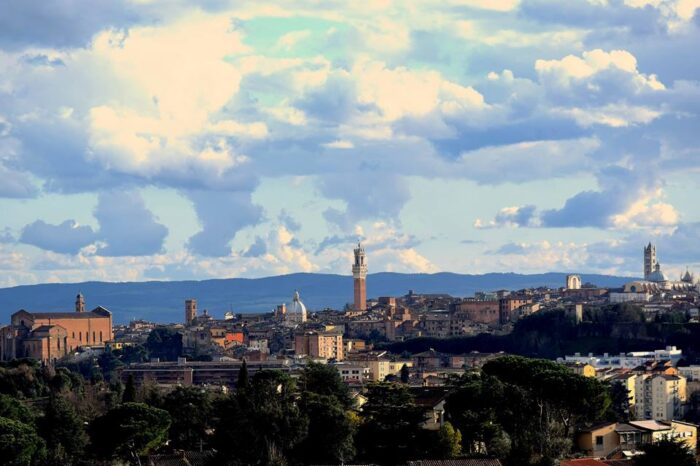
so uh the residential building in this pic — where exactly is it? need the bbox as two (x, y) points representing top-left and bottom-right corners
(576, 420), (697, 458)
(563, 362), (596, 378)
(294, 330), (344, 361)
(560, 346), (684, 369)
(634, 373), (686, 420)
(450, 300), (500, 327)
(335, 362), (370, 384)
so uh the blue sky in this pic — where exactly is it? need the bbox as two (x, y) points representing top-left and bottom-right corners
(1, 0), (700, 286)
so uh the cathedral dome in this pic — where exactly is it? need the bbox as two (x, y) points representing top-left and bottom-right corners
(287, 290), (307, 323)
(648, 264), (668, 283)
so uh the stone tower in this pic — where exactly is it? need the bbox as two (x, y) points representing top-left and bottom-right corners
(352, 242), (367, 311)
(644, 243), (657, 280)
(75, 293), (85, 313)
(185, 299), (197, 325)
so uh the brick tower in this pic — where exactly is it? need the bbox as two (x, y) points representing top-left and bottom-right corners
(185, 299), (197, 325)
(75, 292), (85, 313)
(352, 242), (367, 311)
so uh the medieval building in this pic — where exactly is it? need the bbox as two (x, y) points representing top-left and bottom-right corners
(0, 294), (113, 363)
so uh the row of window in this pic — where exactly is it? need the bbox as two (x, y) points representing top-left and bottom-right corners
(70, 330), (104, 343)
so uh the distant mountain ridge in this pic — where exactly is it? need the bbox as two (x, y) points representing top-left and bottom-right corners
(0, 272), (634, 324)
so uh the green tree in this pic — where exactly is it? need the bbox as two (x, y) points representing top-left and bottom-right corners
(437, 421), (462, 459)
(97, 350), (123, 382)
(635, 439), (697, 466)
(38, 395), (87, 466)
(162, 386), (213, 450)
(89, 402), (171, 462)
(122, 374), (137, 403)
(608, 381), (632, 422)
(117, 344), (149, 364)
(237, 358), (249, 393)
(400, 364), (410, 384)
(0, 416), (46, 466)
(212, 370), (308, 465)
(356, 383), (429, 464)
(298, 362), (351, 408)
(290, 363), (356, 464)
(0, 393), (34, 425)
(145, 328), (183, 361)
(293, 392), (355, 464)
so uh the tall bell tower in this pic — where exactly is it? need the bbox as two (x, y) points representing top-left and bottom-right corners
(75, 292), (85, 313)
(352, 242), (367, 311)
(644, 242), (656, 280)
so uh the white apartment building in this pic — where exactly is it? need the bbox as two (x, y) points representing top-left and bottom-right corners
(634, 373), (687, 421)
(679, 366), (700, 381)
(335, 363), (370, 384)
(561, 346), (683, 369)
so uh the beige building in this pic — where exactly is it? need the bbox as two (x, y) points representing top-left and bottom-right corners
(335, 363), (370, 384)
(562, 361), (596, 378)
(346, 352), (413, 381)
(634, 373), (686, 420)
(577, 420), (697, 457)
(294, 331), (344, 361)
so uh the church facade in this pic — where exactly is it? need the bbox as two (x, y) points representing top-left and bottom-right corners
(0, 294), (113, 364)
(622, 243), (697, 294)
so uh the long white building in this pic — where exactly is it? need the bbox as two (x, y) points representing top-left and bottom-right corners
(560, 346), (683, 369)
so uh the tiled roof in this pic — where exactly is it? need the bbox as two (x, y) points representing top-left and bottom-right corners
(18, 308), (111, 320)
(560, 460), (633, 466)
(406, 460), (502, 466)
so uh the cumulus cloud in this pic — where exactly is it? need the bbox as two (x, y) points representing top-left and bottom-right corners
(0, 0), (143, 50)
(94, 191), (168, 256)
(475, 205), (538, 229)
(0, 2), (699, 282)
(20, 220), (97, 254)
(278, 209), (302, 232)
(186, 190), (263, 257)
(540, 165), (677, 229)
(241, 236), (268, 258)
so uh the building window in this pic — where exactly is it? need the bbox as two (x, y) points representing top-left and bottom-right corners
(595, 436), (604, 446)
(72, 332), (75, 339)
(79, 331), (82, 342)
(100, 331), (103, 342)
(93, 331), (96, 342)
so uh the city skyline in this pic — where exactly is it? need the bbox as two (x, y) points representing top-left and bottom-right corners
(1, 1), (700, 287)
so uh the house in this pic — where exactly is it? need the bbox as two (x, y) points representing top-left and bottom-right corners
(575, 420), (698, 458)
(409, 387), (450, 430)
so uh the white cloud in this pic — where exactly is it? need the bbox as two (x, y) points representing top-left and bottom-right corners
(322, 139), (354, 149)
(536, 49), (665, 91)
(274, 30), (312, 51)
(353, 59), (485, 121)
(553, 103), (662, 127)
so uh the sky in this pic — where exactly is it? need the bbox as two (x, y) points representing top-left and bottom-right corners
(1, 0), (700, 287)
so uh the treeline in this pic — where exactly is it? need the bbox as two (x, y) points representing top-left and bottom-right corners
(387, 304), (700, 361)
(1, 353), (657, 466)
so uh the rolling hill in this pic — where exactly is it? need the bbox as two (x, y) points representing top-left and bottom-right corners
(0, 272), (633, 324)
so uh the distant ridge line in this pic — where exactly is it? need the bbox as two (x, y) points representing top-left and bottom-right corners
(0, 272), (634, 324)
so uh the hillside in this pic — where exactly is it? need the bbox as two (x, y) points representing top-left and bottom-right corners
(0, 272), (634, 324)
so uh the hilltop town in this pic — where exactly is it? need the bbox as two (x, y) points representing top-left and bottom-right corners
(1, 242), (700, 465)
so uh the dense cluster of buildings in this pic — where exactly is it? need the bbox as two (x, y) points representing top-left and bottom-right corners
(1, 241), (700, 463)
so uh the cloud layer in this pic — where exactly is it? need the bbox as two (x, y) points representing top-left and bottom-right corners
(0, 0), (699, 287)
